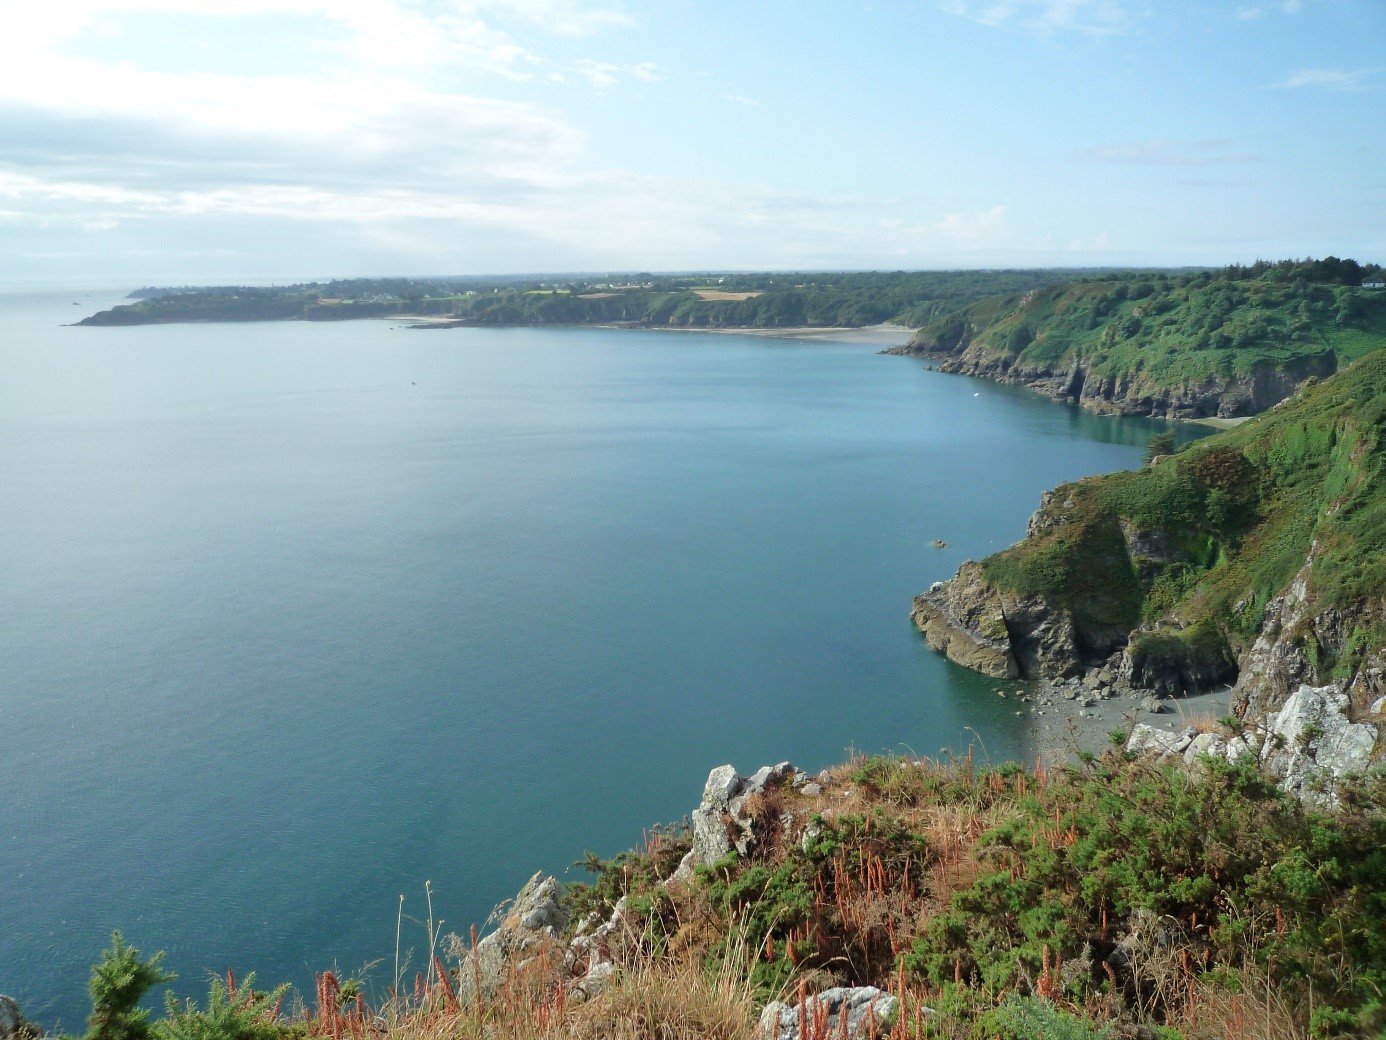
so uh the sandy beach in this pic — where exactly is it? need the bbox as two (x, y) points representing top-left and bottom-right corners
(400, 316), (915, 349)
(645, 323), (914, 347)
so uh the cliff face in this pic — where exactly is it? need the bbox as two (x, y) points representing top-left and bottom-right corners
(913, 351), (1385, 729)
(1232, 550), (1386, 720)
(888, 336), (1338, 419)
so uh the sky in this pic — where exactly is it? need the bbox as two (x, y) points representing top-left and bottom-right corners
(0, 0), (1382, 285)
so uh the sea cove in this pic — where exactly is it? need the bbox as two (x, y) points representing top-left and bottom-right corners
(0, 291), (1191, 1026)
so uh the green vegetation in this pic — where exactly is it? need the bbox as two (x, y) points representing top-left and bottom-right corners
(911, 258), (1386, 411)
(77, 934), (175, 1040)
(978, 349), (1386, 685)
(20, 753), (1382, 1040)
(79, 269), (1132, 328)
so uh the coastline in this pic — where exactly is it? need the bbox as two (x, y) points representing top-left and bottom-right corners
(400, 315), (915, 348)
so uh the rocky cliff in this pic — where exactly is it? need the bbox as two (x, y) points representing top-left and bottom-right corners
(885, 261), (1385, 420)
(888, 336), (1338, 419)
(914, 350), (1385, 738)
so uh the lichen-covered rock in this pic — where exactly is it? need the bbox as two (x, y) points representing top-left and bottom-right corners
(460, 872), (569, 1000)
(1128, 684), (1378, 806)
(672, 761), (801, 881)
(1261, 684), (1378, 806)
(758, 987), (902, 1040)
(1126, 724), (1193, 758)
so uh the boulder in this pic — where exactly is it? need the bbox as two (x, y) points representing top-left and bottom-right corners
(759, 987), (902, 1040)
(1126, 724), (1192, 758)
(1183, 732), (1228, 767)
(1261, 684), (1378, 806)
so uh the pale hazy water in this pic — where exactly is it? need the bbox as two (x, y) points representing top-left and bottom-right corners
(0, 290), (1195, 1026)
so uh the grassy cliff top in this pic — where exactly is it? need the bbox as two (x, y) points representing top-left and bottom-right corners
(911, 258), (1386, 386)
(981, 347), (1385, 670)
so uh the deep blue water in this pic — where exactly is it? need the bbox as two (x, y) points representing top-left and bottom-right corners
(0, 291), (1194, 1026)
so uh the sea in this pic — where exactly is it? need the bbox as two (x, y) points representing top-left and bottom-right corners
(0, 289), (1198, 1025)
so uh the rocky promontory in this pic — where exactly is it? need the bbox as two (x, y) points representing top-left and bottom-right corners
(913, 351), (1385, 752)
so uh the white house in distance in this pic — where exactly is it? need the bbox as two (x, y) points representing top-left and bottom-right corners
(1364, 278), (1386, 290)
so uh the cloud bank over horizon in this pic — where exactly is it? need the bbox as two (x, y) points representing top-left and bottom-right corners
(0, 0), (1381, 285)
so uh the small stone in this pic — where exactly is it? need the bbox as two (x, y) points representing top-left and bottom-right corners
(1141, 696), (1168, 714)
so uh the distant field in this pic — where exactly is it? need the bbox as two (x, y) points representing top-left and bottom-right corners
(692, 289), (763, 301)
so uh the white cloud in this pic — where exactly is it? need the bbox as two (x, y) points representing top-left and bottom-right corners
(1083, 139), (1259, 166)
(718, 94), (761, 106)
(933, 205), (1008, 245)
(1272, 67), (1376, 91)
(1067, 231), (1112, 251)
(573, 58), (620, 88)
(469, 0), (632, 36)
(630, 62), (662, 82)
(939, 0), (1134, 37)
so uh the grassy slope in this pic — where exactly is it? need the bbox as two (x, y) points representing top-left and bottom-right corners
(981, 348), (1386, 679)
(913, 261), (1386, 391)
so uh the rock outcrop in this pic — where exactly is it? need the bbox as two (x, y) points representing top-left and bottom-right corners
(758, 986), (901, 1040)
(1126, 683), (1380, 807)
(674, 761), (820, 880)
(459, 871), (569, 1001)
(467, 762), (826, 1004)
(1233, 551), (1386, 721)
(910, 568), (1019, 679)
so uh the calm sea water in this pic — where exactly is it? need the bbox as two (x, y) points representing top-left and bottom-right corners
(0, 290), (1193, 1026)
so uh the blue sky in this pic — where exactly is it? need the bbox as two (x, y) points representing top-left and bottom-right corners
(0, 0), (1382, 284)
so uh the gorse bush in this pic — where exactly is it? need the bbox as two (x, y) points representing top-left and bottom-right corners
(80, 934), (175, 1040)
(157, 976), (294, 1040)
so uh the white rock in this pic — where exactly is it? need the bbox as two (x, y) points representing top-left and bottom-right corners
(1262, 684), (1378, 806)
(1184, 732), (1228, 766)
(758, 987), (902, 1040)
(1126, 724), (1189, 758)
